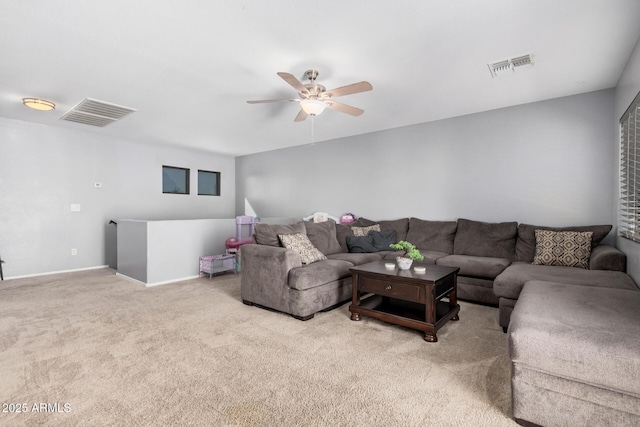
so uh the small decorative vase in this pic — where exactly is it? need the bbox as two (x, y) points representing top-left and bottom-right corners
(396, 257), (413, 270)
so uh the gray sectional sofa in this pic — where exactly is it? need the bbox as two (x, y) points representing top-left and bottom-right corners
(240, 216), (640, 425)
(240, 217), (635, 322)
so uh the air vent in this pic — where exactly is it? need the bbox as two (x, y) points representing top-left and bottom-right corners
(488, 54), (534, 78)
(60, 98), (137, 127)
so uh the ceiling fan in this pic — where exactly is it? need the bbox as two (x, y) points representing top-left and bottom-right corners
(247, 69), (373, 122)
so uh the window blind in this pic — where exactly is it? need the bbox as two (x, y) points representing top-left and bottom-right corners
(619, 90), (640, 242)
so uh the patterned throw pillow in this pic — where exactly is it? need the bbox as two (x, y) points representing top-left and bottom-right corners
(351, 224), (381, 237)
(278, 233), (327, 265)
(532, 230), (593, 269)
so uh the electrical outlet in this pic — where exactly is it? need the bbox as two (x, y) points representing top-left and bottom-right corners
(70, 204), (81, 212)
(71, 248), (77, 256)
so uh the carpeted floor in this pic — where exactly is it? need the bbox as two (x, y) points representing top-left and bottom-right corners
(0, 268), (516, 426)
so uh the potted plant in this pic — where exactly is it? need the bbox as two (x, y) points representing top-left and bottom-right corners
(389, 240), (424, 270)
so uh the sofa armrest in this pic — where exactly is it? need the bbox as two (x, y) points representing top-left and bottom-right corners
(589, 244), (626, 272)
(240, 244), (303, 311)
(241, 244), (302, 282)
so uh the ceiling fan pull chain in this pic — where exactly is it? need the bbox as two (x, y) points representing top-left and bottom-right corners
(310, 116), (315, 145)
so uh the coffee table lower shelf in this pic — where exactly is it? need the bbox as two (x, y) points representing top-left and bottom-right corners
(350, 295), (460, 342)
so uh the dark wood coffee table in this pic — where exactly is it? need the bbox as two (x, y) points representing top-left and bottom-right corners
(349, 261), (460, 342)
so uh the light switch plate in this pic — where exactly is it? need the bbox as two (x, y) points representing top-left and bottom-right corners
(70, 204), (81, 212)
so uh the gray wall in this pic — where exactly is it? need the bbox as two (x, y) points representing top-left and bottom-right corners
(615, 35), (640, 282)
(0, 117), (235, 278)
(236, 90), (615, 235)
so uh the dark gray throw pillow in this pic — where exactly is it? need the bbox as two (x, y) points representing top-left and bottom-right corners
(371, 230), (397, 251)
(347, 230), (396, 253)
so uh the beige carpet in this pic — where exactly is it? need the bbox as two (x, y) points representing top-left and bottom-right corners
(0, 268), (516, 426)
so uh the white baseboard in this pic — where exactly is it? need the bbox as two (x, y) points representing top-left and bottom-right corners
(116, 272), (201, 287)
(3, 265), (110, 281)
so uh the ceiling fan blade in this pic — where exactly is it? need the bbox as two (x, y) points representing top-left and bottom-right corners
(247, 98), (297, 104)
(326, 101), (364, 116)
(294, 109), (308, 122)
(324, 81), (372, 98)
(277, 72), (310, 96)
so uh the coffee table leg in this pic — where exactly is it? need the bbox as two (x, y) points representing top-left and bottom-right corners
(351, 312), (360, 321)
(424, 332), (437, 342)
(450, 274), (459, 321)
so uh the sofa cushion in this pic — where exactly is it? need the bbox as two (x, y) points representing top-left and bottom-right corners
(453, 218), (517, 260)
(255, 221), (306, 247)
(378, 218), (409, 242)
(532, 230), (592, 269)
(288, 259), (354, 291)
(515, 223), (612, 262)
(493, 262), (638, 300)
(346, 230), (396, 253)
(436, 254), (511, 279)
(509, 281), (640, 397)
(406, 218), (457, 254)
(351, 224), (381, 236)
(326, 252), (383, 265)
(304, 220), (342, 255)
(335, 224), (354, 253)
(278, 233), (327, 265)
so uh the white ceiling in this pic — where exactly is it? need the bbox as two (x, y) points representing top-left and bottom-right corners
(2, 1), (640, 157)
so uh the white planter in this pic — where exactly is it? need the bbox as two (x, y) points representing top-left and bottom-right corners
(396, 257), (413, 270)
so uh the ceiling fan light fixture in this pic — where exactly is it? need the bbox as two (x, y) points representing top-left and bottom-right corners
(22, 98), (56, 111)
(300, 99), (327, 116)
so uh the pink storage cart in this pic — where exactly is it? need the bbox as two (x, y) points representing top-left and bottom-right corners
(225, 215), (256, 272)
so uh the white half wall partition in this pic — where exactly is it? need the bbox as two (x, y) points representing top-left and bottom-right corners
(117, 219), (236, 286)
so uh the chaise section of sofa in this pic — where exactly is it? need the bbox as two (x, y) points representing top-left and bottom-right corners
(509, 281), (640, 426)
(493, 223), (631, 329)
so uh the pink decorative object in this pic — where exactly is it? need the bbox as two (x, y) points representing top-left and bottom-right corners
(226, 216), (255, 250)
(340, 213), (356, 225)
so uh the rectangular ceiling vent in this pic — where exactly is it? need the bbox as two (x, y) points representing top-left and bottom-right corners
(60, 98), (137, 127)
(488, 54), (534, 78)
